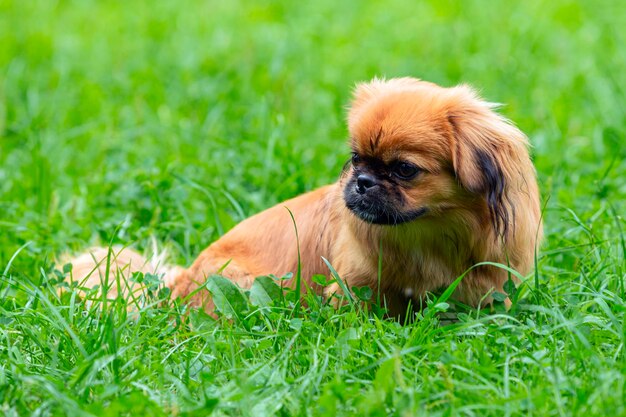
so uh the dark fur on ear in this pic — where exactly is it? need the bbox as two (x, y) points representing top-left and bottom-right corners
(447, 86), (528, 240)
(473, 148), (510, 237)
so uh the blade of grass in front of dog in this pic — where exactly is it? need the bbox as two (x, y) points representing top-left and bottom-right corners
(285, 207), (302, 318)
(217, 258), (233, 274)
(102, 245), (113, 312)
(377, 238), (383, 307)
(322, 257), (354, 304)
(534, 196), (550, 311)
(426, 261), (526, 322)
(106, 224), (126, 310)
(536, 197), (550, 282)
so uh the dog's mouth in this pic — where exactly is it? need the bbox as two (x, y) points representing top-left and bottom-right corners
(345, 199), (427, 226)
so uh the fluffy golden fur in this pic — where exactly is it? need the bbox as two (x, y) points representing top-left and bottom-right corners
(67, 77), (542, 316)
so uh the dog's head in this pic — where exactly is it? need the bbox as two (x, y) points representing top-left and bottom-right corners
(342, 77), (530, 238)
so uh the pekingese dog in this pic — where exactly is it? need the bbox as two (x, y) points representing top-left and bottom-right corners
(67, 77), (542, 316)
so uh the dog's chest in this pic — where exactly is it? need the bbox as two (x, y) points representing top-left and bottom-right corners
(381, 237), (468, 294)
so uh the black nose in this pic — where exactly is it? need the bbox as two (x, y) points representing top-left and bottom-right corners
(356, 173), (377, 194)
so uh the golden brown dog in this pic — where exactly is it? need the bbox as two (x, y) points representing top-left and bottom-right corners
(67, 77), (542, 316)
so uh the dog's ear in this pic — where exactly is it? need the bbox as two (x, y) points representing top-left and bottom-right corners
(447, 85), (529, 239)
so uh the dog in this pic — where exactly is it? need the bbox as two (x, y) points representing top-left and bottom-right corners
(65, 77), (542, 316)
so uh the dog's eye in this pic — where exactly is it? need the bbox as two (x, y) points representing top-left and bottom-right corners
(393, 162), (419, 180)
(351, 152), (361, 164)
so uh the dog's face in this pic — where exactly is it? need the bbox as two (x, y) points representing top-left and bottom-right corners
(342, 77), (527, 235)
(343, 147), (431, 225)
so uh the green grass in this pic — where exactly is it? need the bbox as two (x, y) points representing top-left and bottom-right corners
(1, 0), (625, 415)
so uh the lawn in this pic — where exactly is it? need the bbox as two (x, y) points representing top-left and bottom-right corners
(1, 0), (625, 415)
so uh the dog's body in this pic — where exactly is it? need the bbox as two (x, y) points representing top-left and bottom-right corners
(68, 77), (542, 315)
